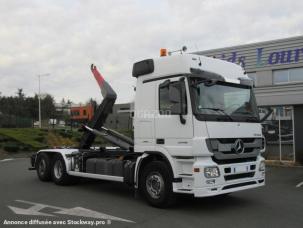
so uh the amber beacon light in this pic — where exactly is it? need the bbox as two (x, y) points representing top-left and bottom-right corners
(160, 48), (167, 57)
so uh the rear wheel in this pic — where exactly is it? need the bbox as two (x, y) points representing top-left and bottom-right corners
(51, 155), (78, 185)
(140, 161), (176, 208)
(36, 153), (52, 181)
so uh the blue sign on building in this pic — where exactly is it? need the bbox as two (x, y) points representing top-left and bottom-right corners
(215, 47), (303, 68)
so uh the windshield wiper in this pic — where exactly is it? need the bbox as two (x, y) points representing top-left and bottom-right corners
(246, 116), (259, 122)
(199, 108), (234, 121)
(233, 111), (259, 122)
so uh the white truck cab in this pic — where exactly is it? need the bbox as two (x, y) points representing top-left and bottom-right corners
(30, 53), (265, 208)
(133, 54), (265, 199)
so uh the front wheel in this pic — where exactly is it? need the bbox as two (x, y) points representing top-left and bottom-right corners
(51, 155), (78, 185)
(140, 161), (176, 208)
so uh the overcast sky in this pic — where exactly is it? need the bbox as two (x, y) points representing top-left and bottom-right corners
(0, 0), (302, 104)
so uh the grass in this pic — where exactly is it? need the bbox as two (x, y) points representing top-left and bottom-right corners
(0, 128), (48, 149)
(47, 130), (77, 148)
(0, 128), (133, 153)
(0, 128), (79, 152)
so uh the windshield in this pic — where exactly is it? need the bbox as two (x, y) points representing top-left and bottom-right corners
(190, 78), (259, 122)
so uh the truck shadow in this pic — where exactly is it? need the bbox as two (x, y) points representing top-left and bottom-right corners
(78, 178), (134, 197)
(78, 178), (254, 211)
(174, 193), (253, 211)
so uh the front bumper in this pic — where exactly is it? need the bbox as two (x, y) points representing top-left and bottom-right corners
(193, 177), (264, 197)
(174, 156), (265, 197)
(29, 153), (37, 170)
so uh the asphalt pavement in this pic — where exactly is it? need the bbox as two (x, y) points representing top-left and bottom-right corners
(0, 158), (302, 228)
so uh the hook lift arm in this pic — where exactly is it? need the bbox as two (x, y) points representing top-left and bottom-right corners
(79, 64), (118, 149)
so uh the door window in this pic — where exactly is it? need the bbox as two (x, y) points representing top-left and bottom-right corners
(159, 81), (187, 115)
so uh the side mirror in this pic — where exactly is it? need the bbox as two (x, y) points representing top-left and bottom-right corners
(169, 84), (182, 114)
(169, 82), (186, 124)
(169, 85), (181, 103)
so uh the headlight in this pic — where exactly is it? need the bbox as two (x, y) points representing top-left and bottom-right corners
(260, 137), (266, 153)
(259, 161), (265, 171)
(204, 167), (220, 178)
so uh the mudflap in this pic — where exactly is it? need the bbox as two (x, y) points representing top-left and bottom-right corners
(28, 153), (37, 170)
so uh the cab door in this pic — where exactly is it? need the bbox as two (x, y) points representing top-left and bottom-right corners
(154, 77), (193, 156)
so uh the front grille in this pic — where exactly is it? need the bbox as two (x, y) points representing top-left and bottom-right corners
(221, 147), (254, 154)
(224, 172), (255, 181)
(206, 138), (262, 162)
(212, 156), (257, 164)
(218, 138), (255, 144)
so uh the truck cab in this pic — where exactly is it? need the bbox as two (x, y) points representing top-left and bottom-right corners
(30, 53), (265, 208)
(133, 54), (265, 198)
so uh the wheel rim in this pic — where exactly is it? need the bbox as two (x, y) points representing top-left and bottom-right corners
(146, 172), (164, 199)
(54, 160), (63, 179)
(38, 159), (46, 176)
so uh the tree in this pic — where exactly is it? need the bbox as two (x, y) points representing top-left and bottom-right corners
(87, 98), (98, 112)
(16, 88), (25, 100)
(66, 99), (72, 106)
(41, 94), (56, 120)
(26, 96), (38, 121)
(0, 89), (58, 128)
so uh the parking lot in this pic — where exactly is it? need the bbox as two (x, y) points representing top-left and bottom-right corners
(0, 158), (302, 228)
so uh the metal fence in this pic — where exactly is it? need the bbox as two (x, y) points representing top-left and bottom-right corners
(0, 114), (33, 128)
(261, 106), (295, 162)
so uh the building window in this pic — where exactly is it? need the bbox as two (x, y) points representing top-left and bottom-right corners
(290, 67), (303, 82)
(273, 67), (303, 84)
(71, 111), (80, 116)
(247, 72), (257, 86)
(273, 69), (289, 83)
(83, 110), (87, 116)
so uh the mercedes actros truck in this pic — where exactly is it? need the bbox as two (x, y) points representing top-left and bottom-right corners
(29, 51), (266, 207)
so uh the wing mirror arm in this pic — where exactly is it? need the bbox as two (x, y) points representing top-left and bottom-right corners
(179, 77), (186, 125)
(260, 107), (273, 122)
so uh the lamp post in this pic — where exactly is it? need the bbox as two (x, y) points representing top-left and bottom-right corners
(38, 73), (50, 128)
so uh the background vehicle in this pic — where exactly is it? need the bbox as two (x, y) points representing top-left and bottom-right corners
(30, 52), (266, 207)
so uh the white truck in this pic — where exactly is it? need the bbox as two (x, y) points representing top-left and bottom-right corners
(29, 51), (266, 207)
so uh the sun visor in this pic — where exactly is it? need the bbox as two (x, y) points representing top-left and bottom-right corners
(132, 59), (154, 77)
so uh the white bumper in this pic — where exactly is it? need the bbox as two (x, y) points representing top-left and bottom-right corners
(174, 156), (265, 197)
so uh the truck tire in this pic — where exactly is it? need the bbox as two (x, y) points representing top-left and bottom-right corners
(51, 155), (78, 185)
(140, 161), (176, 208)
(36, 153), (52, 181)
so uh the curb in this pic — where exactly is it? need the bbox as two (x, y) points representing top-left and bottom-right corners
(0, 158), (14, 162)
(265, 160), (303, 168)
